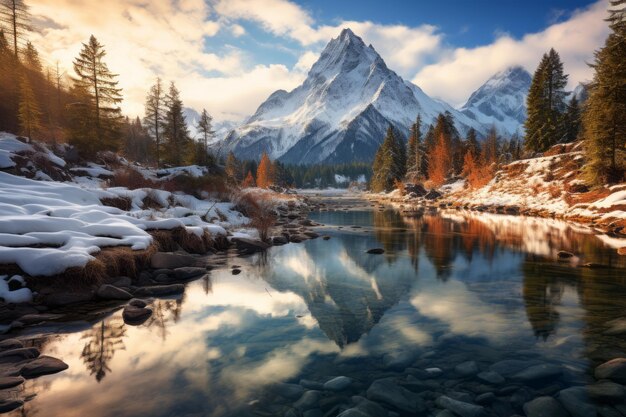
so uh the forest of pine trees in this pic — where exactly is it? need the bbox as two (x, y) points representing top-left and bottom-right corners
(0, 0), (623, 192)
(0, 0), (218, 168)
(372, 1), (624, 193)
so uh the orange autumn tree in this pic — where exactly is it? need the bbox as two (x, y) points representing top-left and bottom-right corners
(256, 152), (274, 188)
(428, 133), (452, 187)
(241, 170), (256, 188)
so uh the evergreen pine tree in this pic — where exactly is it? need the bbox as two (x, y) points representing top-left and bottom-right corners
(72, 35), (122, 155)
(0, 0), (31, 59)
(162, 82), (191, 166)
(525, 48), (568, 152)
(144, 77), (164, 168)
(371, 126), (405, 192)
(406, 115), (422, 181)
(22, 40), (40, 71)
(563, 96), (582, 143)
(225, 151), (242, 184)
(0, 29), (19, 133)
(196, 109), (214, 166)
(422, 124), (435, 178)
(17, 72), (40, 140)
(483, 126), (499, 165)
(583, 0), (626, 184)
(465, 128), (480, 158)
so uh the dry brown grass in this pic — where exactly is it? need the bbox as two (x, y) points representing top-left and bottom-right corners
(547, 184), (562, 199)
(109, 167), (156, 189)
(233, 192), (277, 242)
(161, 174), (230, 200)
(142, 190), (165, 210)
(100, 196), (133, 211)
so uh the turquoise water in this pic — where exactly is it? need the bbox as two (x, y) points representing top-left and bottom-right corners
(6, 207), (626, 417)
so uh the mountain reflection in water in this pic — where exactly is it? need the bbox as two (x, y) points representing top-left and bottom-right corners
(7, 208), (626, 417)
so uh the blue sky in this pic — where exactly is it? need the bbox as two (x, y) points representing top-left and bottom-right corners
(300, 0), (596, 45)
(30, 0), (610, 119)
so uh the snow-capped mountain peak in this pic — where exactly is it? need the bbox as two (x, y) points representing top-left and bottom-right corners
(460, 65), (531, 136)
(222, 28), (487, 164)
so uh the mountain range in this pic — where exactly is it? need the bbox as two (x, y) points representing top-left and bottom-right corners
(213, 29), (533, 164)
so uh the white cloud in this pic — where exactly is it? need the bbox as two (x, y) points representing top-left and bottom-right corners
(412, 0), (610, 106)
(29, 0), (611, 122)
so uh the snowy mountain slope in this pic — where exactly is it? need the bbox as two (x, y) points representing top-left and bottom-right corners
(222, 28), (486, 164)
(460, 66), (531, 136)
(183, 107), (238, 144)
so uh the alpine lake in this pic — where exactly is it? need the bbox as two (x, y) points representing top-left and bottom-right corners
(4, 192), (626, 417)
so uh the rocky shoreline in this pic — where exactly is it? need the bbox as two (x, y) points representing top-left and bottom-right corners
(365, 191), (626, 245)
(0, 194), (337, 413)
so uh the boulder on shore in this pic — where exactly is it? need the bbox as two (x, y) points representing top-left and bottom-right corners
(122, 304), (152, 325)
(20, 356), (68, 378)
(96, 284), (133, 300)
(231, 237), (270, 254)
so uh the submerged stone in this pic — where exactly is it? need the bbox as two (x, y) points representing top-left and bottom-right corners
(324, 376), (352, 391)
(557, 386), (597, 417)
(366, 378), (426, 413)
(595, 358), (626, 383)
(435, 395), (486, 417)
(523, 396), (568, 417)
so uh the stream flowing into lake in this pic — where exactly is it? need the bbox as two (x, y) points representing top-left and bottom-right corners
(5, 194), (626, 417)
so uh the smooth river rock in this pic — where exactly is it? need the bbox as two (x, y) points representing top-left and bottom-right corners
(595, 358), (626, 384)
(455, 360), (479, 377)
(523, 396), (569, 417)
(323, 376), (352, 391)
(96, 284), (133, 300)
(20, 356), (68, 378)
(558, 386), (597, 417)
(0, 376), (24, 389)
(435, 395), (486, 417)
(511, 363), (562, 382)
(0, 347), (39, 364)
(173, 267), (206, 280)
(366, 378), (426, 413)
(133, 284), (184, 297)
(587, 381), (625, 402)
(232, 237), (270, 254)
(0, 339), (24, 351)
(122, 305), (152, 325)
(294, 390), (322, 411)
(477, 371), (504, 384)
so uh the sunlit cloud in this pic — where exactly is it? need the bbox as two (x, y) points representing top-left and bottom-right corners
(28, 0), (610, 122)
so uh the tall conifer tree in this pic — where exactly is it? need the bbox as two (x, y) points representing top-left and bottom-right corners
(162, 82), (190, 166)
(583, 0), (626, 184)
(144, 77), (164, 167)
(72, 35), (122, 155)
(0, 0), (31, 58)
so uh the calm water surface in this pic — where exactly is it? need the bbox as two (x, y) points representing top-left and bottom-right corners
(7, 200), (626, 417)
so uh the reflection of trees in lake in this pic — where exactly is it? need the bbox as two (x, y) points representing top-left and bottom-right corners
(576, 266), (626, 365)
(522, 261), (564, 340)
(81, 318), (126, 382)
(146, 298), (183, 341)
